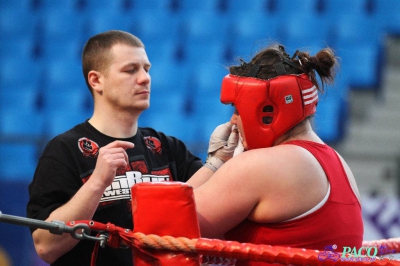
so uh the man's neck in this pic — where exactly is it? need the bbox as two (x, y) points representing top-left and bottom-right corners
(88, 109), (140, 139)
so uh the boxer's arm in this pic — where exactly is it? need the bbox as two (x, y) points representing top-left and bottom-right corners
(187, 166), (214, 189)
(192, 153), (259, 238)
(188, 122), (239, 189)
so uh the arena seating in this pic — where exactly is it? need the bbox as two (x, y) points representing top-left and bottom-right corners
(0, 143), (39, 180)
(226, 0), (270, 15)
(0, 8), (38, 39)
(0, 57), (42, 88)
(134, 9), (181, 44)
(0, 0), (395, 171)
(0, 0), (395, 173)
(368, 0), (400, 36)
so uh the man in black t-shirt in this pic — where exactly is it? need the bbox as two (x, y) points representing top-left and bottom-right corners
(26, 30), (204, 266)
(28, 124), (202, 266)
(27, 30), (238, 266)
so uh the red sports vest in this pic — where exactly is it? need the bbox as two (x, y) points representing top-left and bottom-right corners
(224, 140), (363, 266)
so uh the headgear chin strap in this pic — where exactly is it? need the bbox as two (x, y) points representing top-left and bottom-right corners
(220, 73), (318, 150)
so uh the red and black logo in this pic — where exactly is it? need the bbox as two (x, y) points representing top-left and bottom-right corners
(143, 136), (162, 155)
(78, 137), (99, 158)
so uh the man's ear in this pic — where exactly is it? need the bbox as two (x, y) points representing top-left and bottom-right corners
(88, 70), (102, 93)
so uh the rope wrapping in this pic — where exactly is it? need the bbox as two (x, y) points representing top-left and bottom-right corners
(133, 233), (198, 253)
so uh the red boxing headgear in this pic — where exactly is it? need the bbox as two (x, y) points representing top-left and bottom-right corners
(220, 73), (318, 150)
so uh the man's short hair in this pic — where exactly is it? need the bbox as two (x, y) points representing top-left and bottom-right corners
(82, 30), (144, 92)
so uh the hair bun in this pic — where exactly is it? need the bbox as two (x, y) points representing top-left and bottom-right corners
(308, 57), (318, 69)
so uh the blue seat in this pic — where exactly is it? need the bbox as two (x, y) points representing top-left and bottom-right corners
(43, 58), (85, 92)
(0, 8), (38, 39)
(148, 60), (188, 94)
(314, 74), (350, 143)
(36, 0), (81, 12)
(178, 11), (230, 63)
(314, 95), (348, 144)
(231, 13), (280, 52)
(0, 87), (40, 113)
(145, 60), (189, 117)
(187, 63), (233, 143)
(331, 14), (384, 89)
(371, 0), (400, 35)
(42, 38), (82, 61)
(227, 0), (269, 14)
(0, 0), (33, 9)
(0, 36), (36, 60)
(0, 57), (42, 88)
(279, 15), (330, 50)
(179, 11), (231, 43)
(139, 111), (197, 145)
(84, 11), (131, 38)
(190, 97), (234, 152)
(38, 9), (86, 42)
(39, 38), (83, 62)
(0, 179), (38, 266)
(321, 0), (369, 20)
(337, 45), (382, 89)
(192, 95), (233, 122)
(174, 0), (224, 12)
(145, 39), (179, 63)
(132, 0), (173, 11)
(0, 110), (44, 138)
(272, 0), (319, 16)
(42, 89), (91, 113)
(330, 14), (383, 47)
(82, 0), (125, 13)
(189, 62), (228, 96)
(230, 40), (262, 64)
(134, 10), (180, 43)
(181, 40), (228, 65)
(142, 91), (187, 120)
(0, 143), (39, 181)
(44, 111), (90, 138)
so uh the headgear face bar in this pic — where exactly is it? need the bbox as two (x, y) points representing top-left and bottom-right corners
(220, 73), (318, 150)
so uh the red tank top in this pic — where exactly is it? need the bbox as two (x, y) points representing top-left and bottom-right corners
(224, 140), (363, 266)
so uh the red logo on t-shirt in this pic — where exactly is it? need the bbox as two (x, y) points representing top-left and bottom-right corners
(143, 136), (162, 155)
(78, 137), (99, 158)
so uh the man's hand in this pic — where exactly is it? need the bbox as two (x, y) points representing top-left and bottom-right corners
(91, 140), (135, 188)
(204, 122), (238, 172)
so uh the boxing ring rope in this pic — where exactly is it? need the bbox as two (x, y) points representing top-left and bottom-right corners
(60, 219), (400, 266)
(0, 213), (398, 266)
(72, 220), (400, 266)
(1, 182), (400, 265)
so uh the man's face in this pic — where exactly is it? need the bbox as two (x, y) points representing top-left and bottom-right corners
(101, 43), (151, 112)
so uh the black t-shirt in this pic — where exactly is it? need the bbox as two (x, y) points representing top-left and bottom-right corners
(26, 121), (203, 266)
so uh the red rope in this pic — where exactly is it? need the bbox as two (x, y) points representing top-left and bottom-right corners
(69, 220), (400, 266)
(195, 238), (399, 266)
